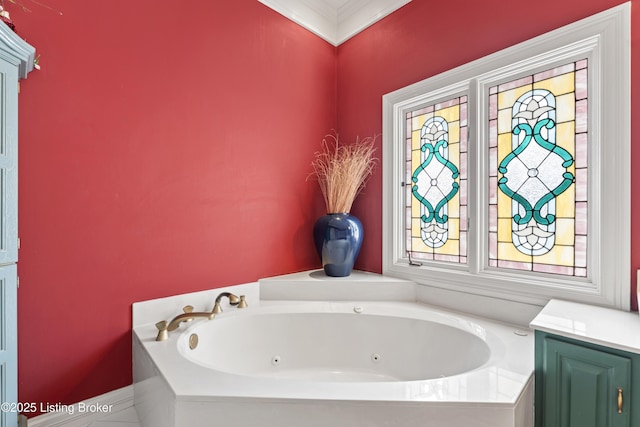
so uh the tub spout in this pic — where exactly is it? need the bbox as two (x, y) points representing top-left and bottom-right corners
(166, 311), (214, 331)
(155, 305), (215, 341)
(212, 292), (248, 314)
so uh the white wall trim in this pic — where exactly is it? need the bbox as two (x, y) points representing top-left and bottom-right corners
(257, 0), (411, 45)
(27, 385), (134, 427)
(335, 0), (411, 44)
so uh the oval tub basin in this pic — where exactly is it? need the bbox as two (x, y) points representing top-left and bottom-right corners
(180, 311), (491, 382)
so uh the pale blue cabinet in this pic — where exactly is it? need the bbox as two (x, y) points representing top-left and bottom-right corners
(0, 266), (17, 427)
(0, 20), (36, 427)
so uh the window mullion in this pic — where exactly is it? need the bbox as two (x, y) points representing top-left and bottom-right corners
(467, 78), (483, 275)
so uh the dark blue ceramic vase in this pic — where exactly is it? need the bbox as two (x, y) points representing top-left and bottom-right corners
(313, 213), (363, 277)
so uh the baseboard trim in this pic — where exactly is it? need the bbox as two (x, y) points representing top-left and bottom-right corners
(27, 384), (134, 427)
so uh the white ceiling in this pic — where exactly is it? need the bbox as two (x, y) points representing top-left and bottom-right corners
(322, 0), (353, 8)
(257, 0), (411, 46)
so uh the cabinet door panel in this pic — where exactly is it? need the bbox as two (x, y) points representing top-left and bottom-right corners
(0, 56), (18, 427)
(543, 336), (630, 427)
(0, 58), (17, 265)
(0, 265), (16, 427)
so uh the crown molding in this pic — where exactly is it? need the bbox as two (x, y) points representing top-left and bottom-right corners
(257, 0), (411, 46)
(0, 20), (35, 78)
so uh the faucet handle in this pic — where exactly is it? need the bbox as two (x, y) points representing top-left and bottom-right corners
(237, 295), (248, 309)
(156, 320), (168, 330)
(155, 321), (169, 341)
(181, 305), (195, 323)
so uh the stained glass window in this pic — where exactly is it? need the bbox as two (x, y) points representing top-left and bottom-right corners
(405, 96), (468, 263)
(488, 60), (588, 277)
(385, 5), (629, 310)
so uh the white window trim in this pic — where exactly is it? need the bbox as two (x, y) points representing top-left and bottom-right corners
(382, 3), (630, 310)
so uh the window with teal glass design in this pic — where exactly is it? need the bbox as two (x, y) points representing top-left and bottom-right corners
(383, 4), (630, 311)
(488, 60), (588, 277)
(406, 96), (467, 264)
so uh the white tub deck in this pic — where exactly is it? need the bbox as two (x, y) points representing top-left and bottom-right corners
(133, 271), (534, 427)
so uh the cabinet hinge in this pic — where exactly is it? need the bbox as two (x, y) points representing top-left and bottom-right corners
(17, 81), (20, 94)
(16, 276), (19, 288)
(17, 237), (20, 250)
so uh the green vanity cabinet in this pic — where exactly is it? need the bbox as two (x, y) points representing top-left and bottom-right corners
(535, 331), (640, 427)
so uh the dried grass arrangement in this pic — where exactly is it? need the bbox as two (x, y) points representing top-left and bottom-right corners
(310, 133), (378, 214)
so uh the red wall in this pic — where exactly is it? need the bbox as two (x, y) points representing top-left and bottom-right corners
(339, 0), (640, 305)
(10, 0), (640, 414)
(14, 0), (335, 411)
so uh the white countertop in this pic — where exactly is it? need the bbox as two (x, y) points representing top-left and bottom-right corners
(259, 269), (416, 301)
(530, 299), (640, 354)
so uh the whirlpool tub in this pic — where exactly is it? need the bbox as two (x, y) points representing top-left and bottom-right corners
(133, 281), (534, 427)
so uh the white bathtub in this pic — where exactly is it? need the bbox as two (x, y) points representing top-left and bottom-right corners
(180, 305), (492, 382)
(133, 280), (534, 427)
